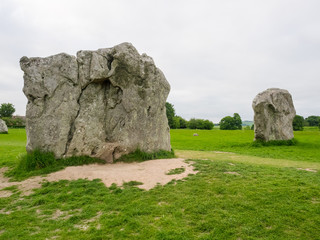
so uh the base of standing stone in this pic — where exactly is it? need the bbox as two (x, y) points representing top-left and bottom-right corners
(252, 88), (296, 142)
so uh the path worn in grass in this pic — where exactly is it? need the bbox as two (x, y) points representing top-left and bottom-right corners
(176, 150), (320, 171)
(171, 128), (320, 162)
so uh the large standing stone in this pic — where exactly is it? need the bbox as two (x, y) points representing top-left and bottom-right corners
(20, 43), (171, 162)
(252, 88), (296, 141)
(0, 119), (8, 134)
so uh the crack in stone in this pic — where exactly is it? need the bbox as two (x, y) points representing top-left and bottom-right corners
(63, 59), (85, 156)
(21, 43), (171, 162)
(63, 83), (89, 157)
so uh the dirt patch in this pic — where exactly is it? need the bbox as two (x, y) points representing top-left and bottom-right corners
(0, 190), (13, 198)
(214, 151), (235, 154)
(74, 211), (102, 231)
(0, 208), (12, 215)
(224, 171), (241, 175)
(0, 158), (197, 197)
(297, 168), (317, 173)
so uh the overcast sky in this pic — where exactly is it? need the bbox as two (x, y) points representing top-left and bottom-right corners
(1, 0), (319, 122)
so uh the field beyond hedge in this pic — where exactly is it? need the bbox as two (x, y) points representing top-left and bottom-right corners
(0, 128), (319, 239)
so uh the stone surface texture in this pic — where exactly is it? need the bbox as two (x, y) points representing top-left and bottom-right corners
(20, 43), (171, 162)
(0, 119), (8, 134)
(252, 88), (296, 141)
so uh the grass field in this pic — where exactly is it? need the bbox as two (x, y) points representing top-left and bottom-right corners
(171, 128), (320, 162)
(0, 128), (319, 239)
(0, 128), (26, 168)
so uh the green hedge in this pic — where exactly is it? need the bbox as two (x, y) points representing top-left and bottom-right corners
(1, 116), (26, 128)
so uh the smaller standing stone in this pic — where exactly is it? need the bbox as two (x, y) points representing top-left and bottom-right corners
(252, 88), (296, 141)
(0, 119), (8, 134)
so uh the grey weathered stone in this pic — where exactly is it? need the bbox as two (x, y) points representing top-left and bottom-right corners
(252, 88), (296, 141)
(0, 119), (8, 134)
(20, 43), (171, 162)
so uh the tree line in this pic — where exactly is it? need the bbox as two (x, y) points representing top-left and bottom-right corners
(166, 102), (214, 130)
(0, 103), (26, 128)
(166, 102), (320, 131)
(2, 102), (319, 131)
(293, 115), (320, 131)
(166, 102), (243, 130)
(219, 113), (242, 130)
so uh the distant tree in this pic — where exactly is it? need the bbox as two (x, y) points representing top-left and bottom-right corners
(176, 116), (187, 129)
(171, 116), (181, 129)
(251, 124), (254, 130)
(220, 116), (236, 130)
(187, 118), (214, 130)
(244, 126), (251, 130)
(305, 116), (320, 127)
(292, 115), (304, 131)
(233, 113), (242, 130)
(188, 118), (198, 129)
(203, 119), (214, 130)
(165, 103), (190, 129)
(219, 113), (243, 130)
(165, 102), (213, 130)
(0, 103), (15, 118)
(165, 102), (175, 129)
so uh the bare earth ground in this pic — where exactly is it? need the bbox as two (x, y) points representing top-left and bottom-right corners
(0, 158), (197, 197)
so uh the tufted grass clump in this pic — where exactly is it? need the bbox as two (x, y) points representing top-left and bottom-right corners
(6, 149), (105, 181)
(7, 147), (175, 180)
(251, 138), (298, 147)
(115, 148), (175, 163)
(19, 149), (56, 171)
(166, 167), (185, 175)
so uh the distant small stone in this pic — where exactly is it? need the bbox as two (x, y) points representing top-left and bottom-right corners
(252, 88), (296, 141)
(193, 133), (199, 136)
(0, 119), (8, 134)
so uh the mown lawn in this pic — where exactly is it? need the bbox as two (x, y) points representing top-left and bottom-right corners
(0, 128), (26, 168)
(1, 159), (319, 240)
(0, 128), (319, 239)
(171, 128), (320, 162)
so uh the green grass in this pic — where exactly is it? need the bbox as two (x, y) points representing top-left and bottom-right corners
(6, 151), (105, 181)
(0, 160), (319, 239)
(0, 130), (174, 181)
(18, 149), (57, 171)
(176, 150), (320, 171)
(0, 128), (26, 168)
(171, 128), (320, 162)
(251, 138), (297, 147)
(115, 148), (175, 163)
(166, 167), (185, 175)
(1, 128), (320, 239)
